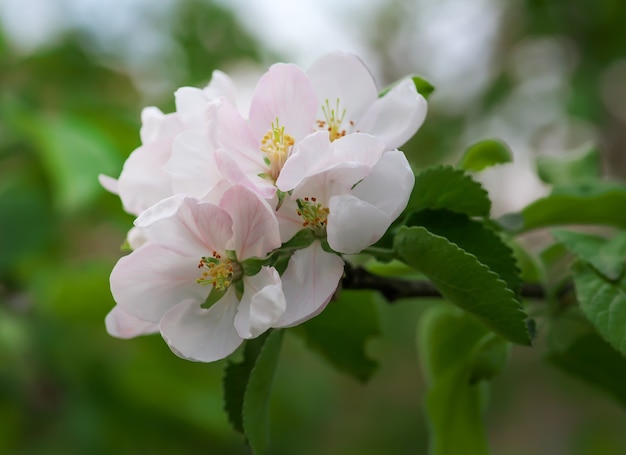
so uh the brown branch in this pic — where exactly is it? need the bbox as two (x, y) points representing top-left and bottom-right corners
(341, 264), (546, 302)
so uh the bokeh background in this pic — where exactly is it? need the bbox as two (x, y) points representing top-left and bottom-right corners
(2, 0), (626, 454)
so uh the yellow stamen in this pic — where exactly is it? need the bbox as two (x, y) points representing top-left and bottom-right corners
(319, 98), (349, 141)
(196, 252), (238, 290)
(296, 196), (329, 235)
(260, 119), (295, 180)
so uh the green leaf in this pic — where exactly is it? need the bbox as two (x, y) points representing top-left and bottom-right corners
(498, 182), (626, 233)
(395, 226), (530, 345)
(546, 312), (626, 407)
(297, 290), (381, 382)
(22, 113), (121, 213)
(407, 166), (491, 217)
(242, 330), (283, 455)
(379, 74), (435, 99)
(419, 305), (506, 455)
(573, 264), (626, 357)
(223, 333), (269, 434)
(406, 210), (521, 293)
(223, 330), (283, 454)
(458, 139), (512, 172)
(552, 230), (626, 281)
(536, 144), (601, 186)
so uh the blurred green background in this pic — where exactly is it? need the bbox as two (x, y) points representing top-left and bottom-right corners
(2, 0), (626, 454)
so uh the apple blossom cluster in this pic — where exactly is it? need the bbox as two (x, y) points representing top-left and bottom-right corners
(102, 52), (427, 362)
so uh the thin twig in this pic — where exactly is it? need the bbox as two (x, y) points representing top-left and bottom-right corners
(341, 264), (546, 302)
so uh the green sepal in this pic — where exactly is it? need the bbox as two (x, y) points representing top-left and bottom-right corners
(201, 288), (227, 309)
(241, 258), (267, 277)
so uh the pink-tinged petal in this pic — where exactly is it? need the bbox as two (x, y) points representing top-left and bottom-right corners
(276, 131), (333, 191)
(234, 267), (286, 339)
(220, 185), (281, 259)
(174, 87), (214, 129)
(351, 150), (414, 219)
(215, 100), (265, 171)
(203, 70), (238, 107)
(215, 149), (276, 200)
(136, 195), (233, 256)
(160, 292), (243, 362)
(275, 197), (305, 243)
(308, 52), (378, 123)
(105, 305), (159, 339)
(357, 78), (428, 149)
(278, 133), (383, 194)
(127, 226), (147, 250)
(330, 133), (385, 169)
(98, 174), (118, 194)
(117, 139), (174, 215)
(274, 241), (344, 327)
(327, 194), (391, 254)
(111, 244), (208, 323)
(248, 63), (318, 140)
(165, 129), (223, 199)
(290, 163), (372, 203)
(140, 107), (184, 143)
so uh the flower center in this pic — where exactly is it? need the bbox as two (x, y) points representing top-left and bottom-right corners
(296, 197), (329, 235)
(196, 251), (241, 290)
(260, 119), (295, 180)
(315, 98), (354, 141)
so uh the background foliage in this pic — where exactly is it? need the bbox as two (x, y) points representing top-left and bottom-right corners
(2, 0), (626, 453)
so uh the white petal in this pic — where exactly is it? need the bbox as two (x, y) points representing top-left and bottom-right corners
(203, 70), (238, 106)
(98, 174), (118, 194)
(276, 131), (332, 191)
(116, 139), (174, 215)
(215, 149), (276, 200)
(308, 52), (378, 124)
(274, 241), (344, 327)
(136, 195), (233, 257)
(174, 87), (213, 129)
(234, 267), (286, 339)
(215, 100), (265, 172)
(327, 194), (391, 254)
(140, 107), (183, 143)
(127, 226), (148, 250)
(357, 78), (428, 149)
(110, 244), (208, 323)
(220, 185), (281, 259)
(330, 133), (385, 169)
(351, 150), (415, 219)
(165, 129), (223, 199)
(160, 292), (243, 362)
(105, 305), (159, 339)
(275, 197), (305, 243)
(248, 63), (318, 141)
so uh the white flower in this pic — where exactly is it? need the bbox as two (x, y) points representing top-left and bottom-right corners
(276, 130), (413, 254)
(99, 71), (237, 216)
(109, 184), (285, 362)
(308, 52), (428, 149)
(166, 62), (319, 200)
